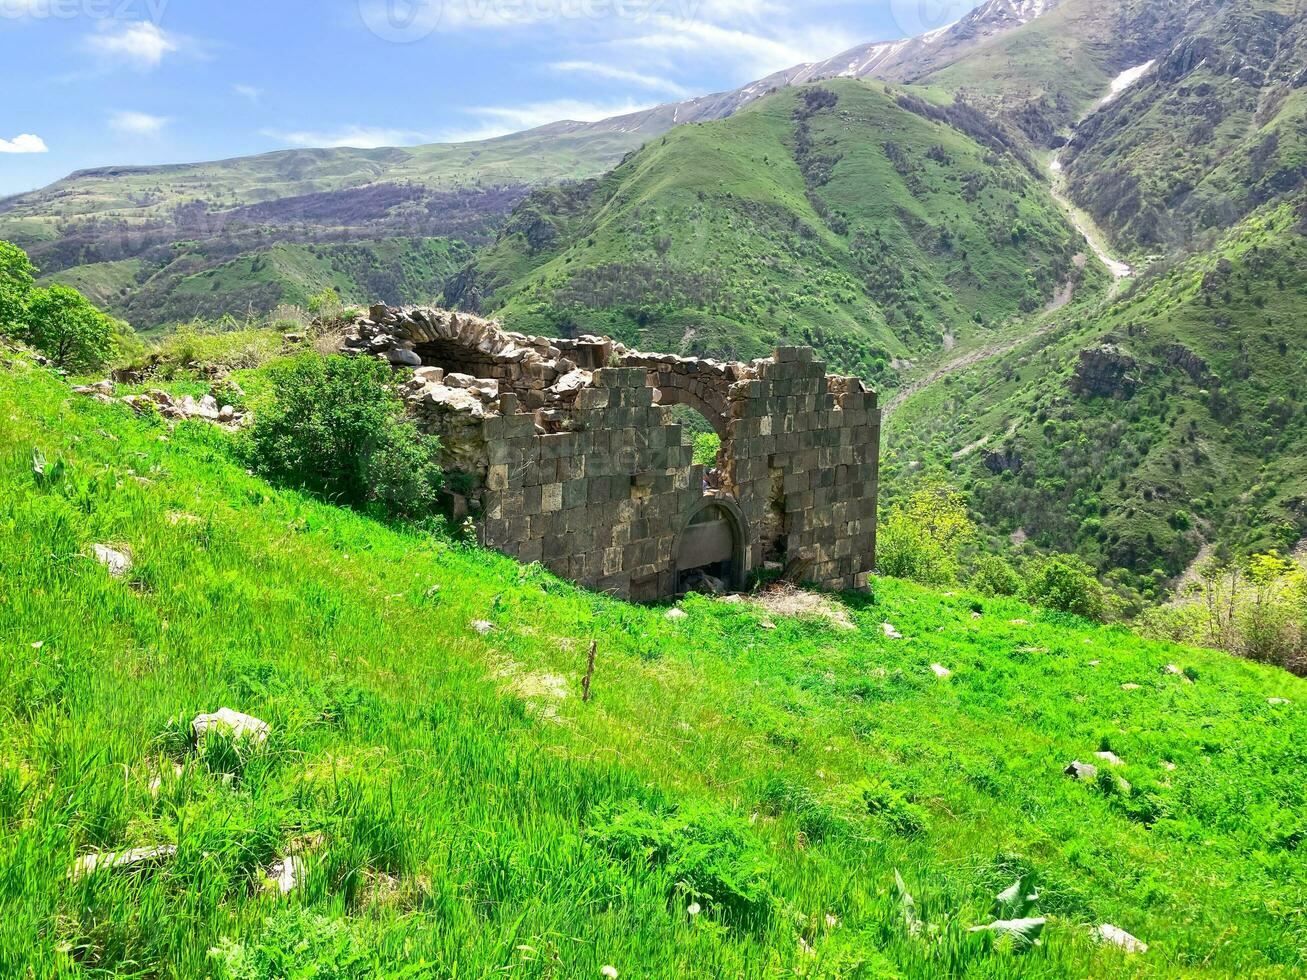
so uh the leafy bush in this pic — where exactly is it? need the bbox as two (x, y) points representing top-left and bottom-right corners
(1141, 552), (1306, 674)
(246, 354), (442, 520)
(877, 479), (976, 586)
(970, 555), (1023, 597)
(1021, 554), (1107, 621)
(692, 431), (721, 467)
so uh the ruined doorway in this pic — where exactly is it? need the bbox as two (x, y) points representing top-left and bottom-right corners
(675, 497), (748, 594)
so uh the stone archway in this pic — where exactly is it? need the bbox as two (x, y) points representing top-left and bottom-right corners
(674, 495), (749, 592)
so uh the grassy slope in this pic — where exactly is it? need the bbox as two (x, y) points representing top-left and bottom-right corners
(460, 79), (1083, 384)
(117, 238), (470, 337)
(890, 199), (1307, 587)
(0, 128), (643, 234)
(2, 357), (1305, 976)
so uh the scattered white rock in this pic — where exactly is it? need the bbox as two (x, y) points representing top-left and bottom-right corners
(69, 845), (176, 880)
(971, 611), (982, 620)
(1008, 619), (1030, 626)
(1161, 761), (1177, 771)
(1268, 697), (1290, 706)
(1064, 760), (1098, 781)
(1094, 751), (1125, 767)
(760, 620), (776, 630)
(664, 608), (688, 620)
(470, 620), (495, 635)
(265, 855), (305, 895)
(930, 663), (952, 679)
(1121, 683), (1142, 691)
(1088, 660), (1101, 667)
(92, 544), (132, 578)
(882, 622), (903, 639)
(600, 967), (619, 979)
(191, 708), (270, 745)
(1094, 923), (1148, 953)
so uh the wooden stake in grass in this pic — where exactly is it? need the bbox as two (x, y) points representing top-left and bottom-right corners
(582, 640), (597, 702)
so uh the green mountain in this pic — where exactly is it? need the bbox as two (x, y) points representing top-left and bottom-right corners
(447, 79), (1088, 383)
(1061, 0), (1307, 257)
(2, 355), (1304, 976)
(0, 127), (648, 331)
(892, 197), (1307, 592)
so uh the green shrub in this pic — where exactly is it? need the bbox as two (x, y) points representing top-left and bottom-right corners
(877, 479), (976, 586)
(692, 431), (721, 466)
(1021, 554), (1107, 621)
(18, 284), (121, 372)
(246, 353), (443, 520)
(970, 555), (1022, 597)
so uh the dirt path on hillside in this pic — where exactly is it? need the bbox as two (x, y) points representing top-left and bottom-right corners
(883, 321), (1057, 419)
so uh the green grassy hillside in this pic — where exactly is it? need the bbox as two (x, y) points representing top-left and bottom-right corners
(121, 238), (469, 336)
(2, 348), (1305, 976)
(451, 79), (1087, 384)
(890, 198), (1307, 590)
(0, 127), (645, 333)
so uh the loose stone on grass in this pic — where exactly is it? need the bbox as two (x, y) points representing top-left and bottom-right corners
(192, 708), (270, 745)
(69, 845), (177, 880)
(470, 620), (495, 635)
(930, 663), (952, 679)
(1064, 761), (1098, 781)
(92, 544), (132, 578)
(1094, 923), (1148, 953)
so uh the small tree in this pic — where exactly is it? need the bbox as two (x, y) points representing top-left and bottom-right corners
(0, 240), (36, 330)
(971, 555), (1023, 597)
(247, 353), (443, 520)
(1022, 554), (1107, 621)
(20, 284), (119, 372)
(877, 479), (976, 586)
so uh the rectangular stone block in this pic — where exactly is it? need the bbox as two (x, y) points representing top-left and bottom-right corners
(542, 482), (563, 513)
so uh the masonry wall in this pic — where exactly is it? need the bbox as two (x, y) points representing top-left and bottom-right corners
(344, 306), (880, 601)
(477, 366), (707, 601)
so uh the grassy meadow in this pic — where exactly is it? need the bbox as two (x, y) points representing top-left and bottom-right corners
(0, 353), (1304, 977)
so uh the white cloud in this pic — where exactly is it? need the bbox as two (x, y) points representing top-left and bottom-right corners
(616, 14), (856, 78)
(110, 111), (169, 137)
(0, 133), (47, 153)
(550, 60), (689, 96)
(86, 21), (178, 69)
(433, 98), (655, 142)
(232, 84), (262, 102)
(264, 125), (430, 149)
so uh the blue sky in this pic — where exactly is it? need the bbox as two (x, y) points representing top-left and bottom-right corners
(0, 0), (979, 196)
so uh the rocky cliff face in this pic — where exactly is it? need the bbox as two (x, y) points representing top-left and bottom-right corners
(1069, 343), (1145, 399)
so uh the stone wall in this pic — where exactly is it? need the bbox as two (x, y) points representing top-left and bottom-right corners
(343, 306), (880, 601)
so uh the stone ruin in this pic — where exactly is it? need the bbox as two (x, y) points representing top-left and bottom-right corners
(342, 305), (881, 602)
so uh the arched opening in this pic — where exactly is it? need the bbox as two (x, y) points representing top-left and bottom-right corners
(674, 496), (748, 595)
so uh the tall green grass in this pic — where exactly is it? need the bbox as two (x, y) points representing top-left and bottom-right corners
(1, 357), (1304, 976)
